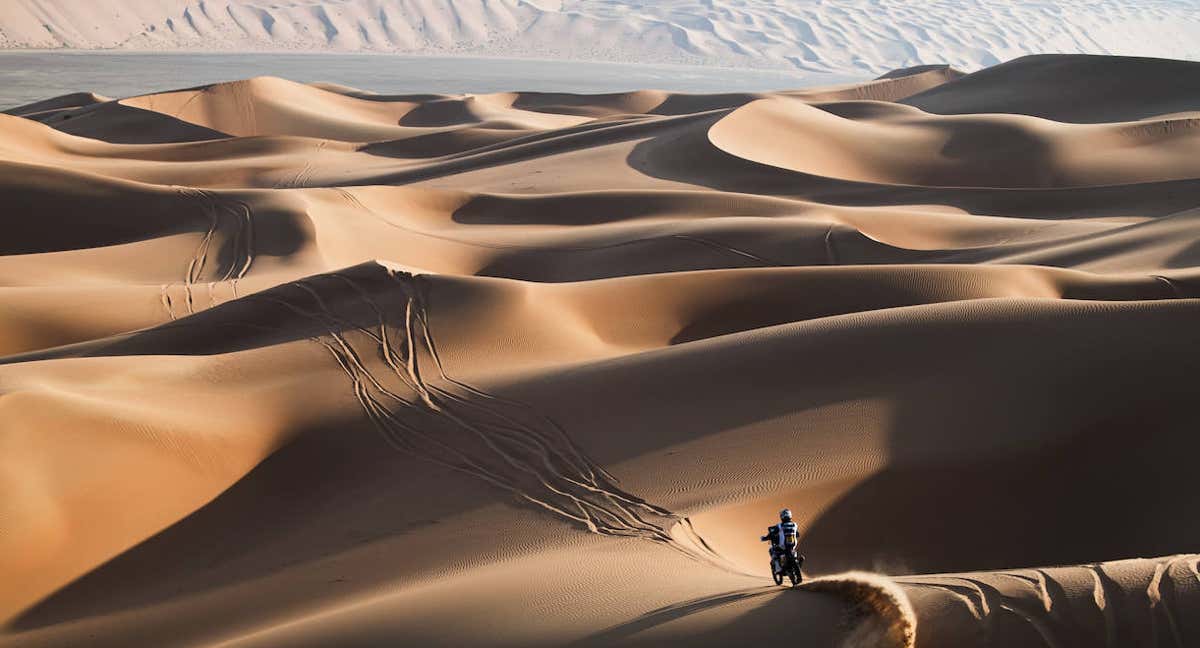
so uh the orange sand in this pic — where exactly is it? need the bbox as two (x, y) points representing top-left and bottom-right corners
(2, 55), (1199, 647)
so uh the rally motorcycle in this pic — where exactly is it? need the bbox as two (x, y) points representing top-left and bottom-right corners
(770, 546), (804, 586)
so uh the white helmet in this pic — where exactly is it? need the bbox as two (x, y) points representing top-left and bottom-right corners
(780, 508), (793, 522)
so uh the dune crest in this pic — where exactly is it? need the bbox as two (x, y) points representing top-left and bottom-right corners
(4, 2), (1200, 74)
(802, 573), (917, 648)
(3, 55), (1200, 647)
(710, 95), (1200, 188)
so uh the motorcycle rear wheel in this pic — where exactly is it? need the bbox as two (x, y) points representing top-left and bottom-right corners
(772, 566), (783, 586)
(788, 564), (802, 586)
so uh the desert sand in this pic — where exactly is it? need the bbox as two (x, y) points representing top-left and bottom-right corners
(3, 1), (1200, 74)
(1, 53), (1199, 647)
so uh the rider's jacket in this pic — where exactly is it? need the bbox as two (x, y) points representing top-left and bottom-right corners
(761, 521), (799, 550)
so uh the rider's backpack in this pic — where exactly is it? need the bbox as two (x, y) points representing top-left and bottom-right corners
(780, 521), (799, 549)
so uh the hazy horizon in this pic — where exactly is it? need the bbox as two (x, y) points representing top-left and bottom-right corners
(0, 51), (865, 110)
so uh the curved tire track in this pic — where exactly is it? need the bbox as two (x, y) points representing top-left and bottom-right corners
(164, 188), (257, 319)
(250, 267), (734, 571)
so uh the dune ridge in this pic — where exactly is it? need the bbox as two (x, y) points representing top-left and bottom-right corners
(2, 54), (1200, 647)
(3, 1), (1200, 74)
(802, 573), (917, 648)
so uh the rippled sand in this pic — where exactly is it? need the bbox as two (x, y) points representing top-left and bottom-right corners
(2, 54), (1199, 647)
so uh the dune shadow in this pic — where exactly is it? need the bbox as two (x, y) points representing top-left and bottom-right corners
(356, 111), (707, 186)
(798, 305), (1200, 575)
(0, 262), (383, 366)
(7, 411), (502, 632)
(486, 288), (1200, 581)
(624, 117), (1200, 220)
(572, 587), (775, 645)
(27, 101), (230, 144)
(902, 54), (1200, 123)
(573, 587), (845, 646)
(450, 192), (706, 227)
(0, 174), (308, 259)
(1166, 236), (1200, 270)
(0, 184), (197, 256)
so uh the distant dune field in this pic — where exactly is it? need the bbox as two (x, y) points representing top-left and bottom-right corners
(2, 54), (1200, 647)
(2, 1), (1200, 73)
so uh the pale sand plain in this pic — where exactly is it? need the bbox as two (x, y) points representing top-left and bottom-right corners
(4, 0), (1200, 75)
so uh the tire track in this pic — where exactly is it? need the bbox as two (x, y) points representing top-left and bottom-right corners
(180, 188), (220, 315)
(221, 196), (256, 282)
(327, 271), (603, 485)
(379, 269), (706, 551)
(905, 581), (987, 620)
(278, 140), (326, 189)
(907, 558), (1200, 647)
(249, 267), (733, 571)
(390, 272), (693, 541)
(1152, 274), (1185, 298)
(910, 575), (1062, 647)
(668, 233), (781, 265)
(1148, 558), (1186, 648)
(824, 223), (839, 265)
(963, 575), (1062, 648)
(909, 577), (990, 619)
(997, 569), (1054, 613)
(160, 283), (177, 321)
(165, 188), (257, 319)
(1088, 564), (1119, 648)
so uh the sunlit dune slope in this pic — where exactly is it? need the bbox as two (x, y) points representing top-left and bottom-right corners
(2, 55), (1199, 647)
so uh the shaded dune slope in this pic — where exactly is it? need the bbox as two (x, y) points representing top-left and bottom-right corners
(2, 55), (1199, 647)
(711, 96), (1200, 188)
(903, 54), (1200, 123)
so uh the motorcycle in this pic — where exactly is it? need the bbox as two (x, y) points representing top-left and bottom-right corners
(770, 546), (804, 586)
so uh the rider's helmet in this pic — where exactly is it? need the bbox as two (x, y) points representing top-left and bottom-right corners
(779, 508), (792, 522)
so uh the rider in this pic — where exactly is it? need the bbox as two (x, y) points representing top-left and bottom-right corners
(761, 508), (804, 574)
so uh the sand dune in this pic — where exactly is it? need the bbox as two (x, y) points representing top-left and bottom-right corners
(4, 1), (1200, 75)
(712, 95), (1200, 188)
(2, 54), (1200, 647)
(904, 54), (1200, 122)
